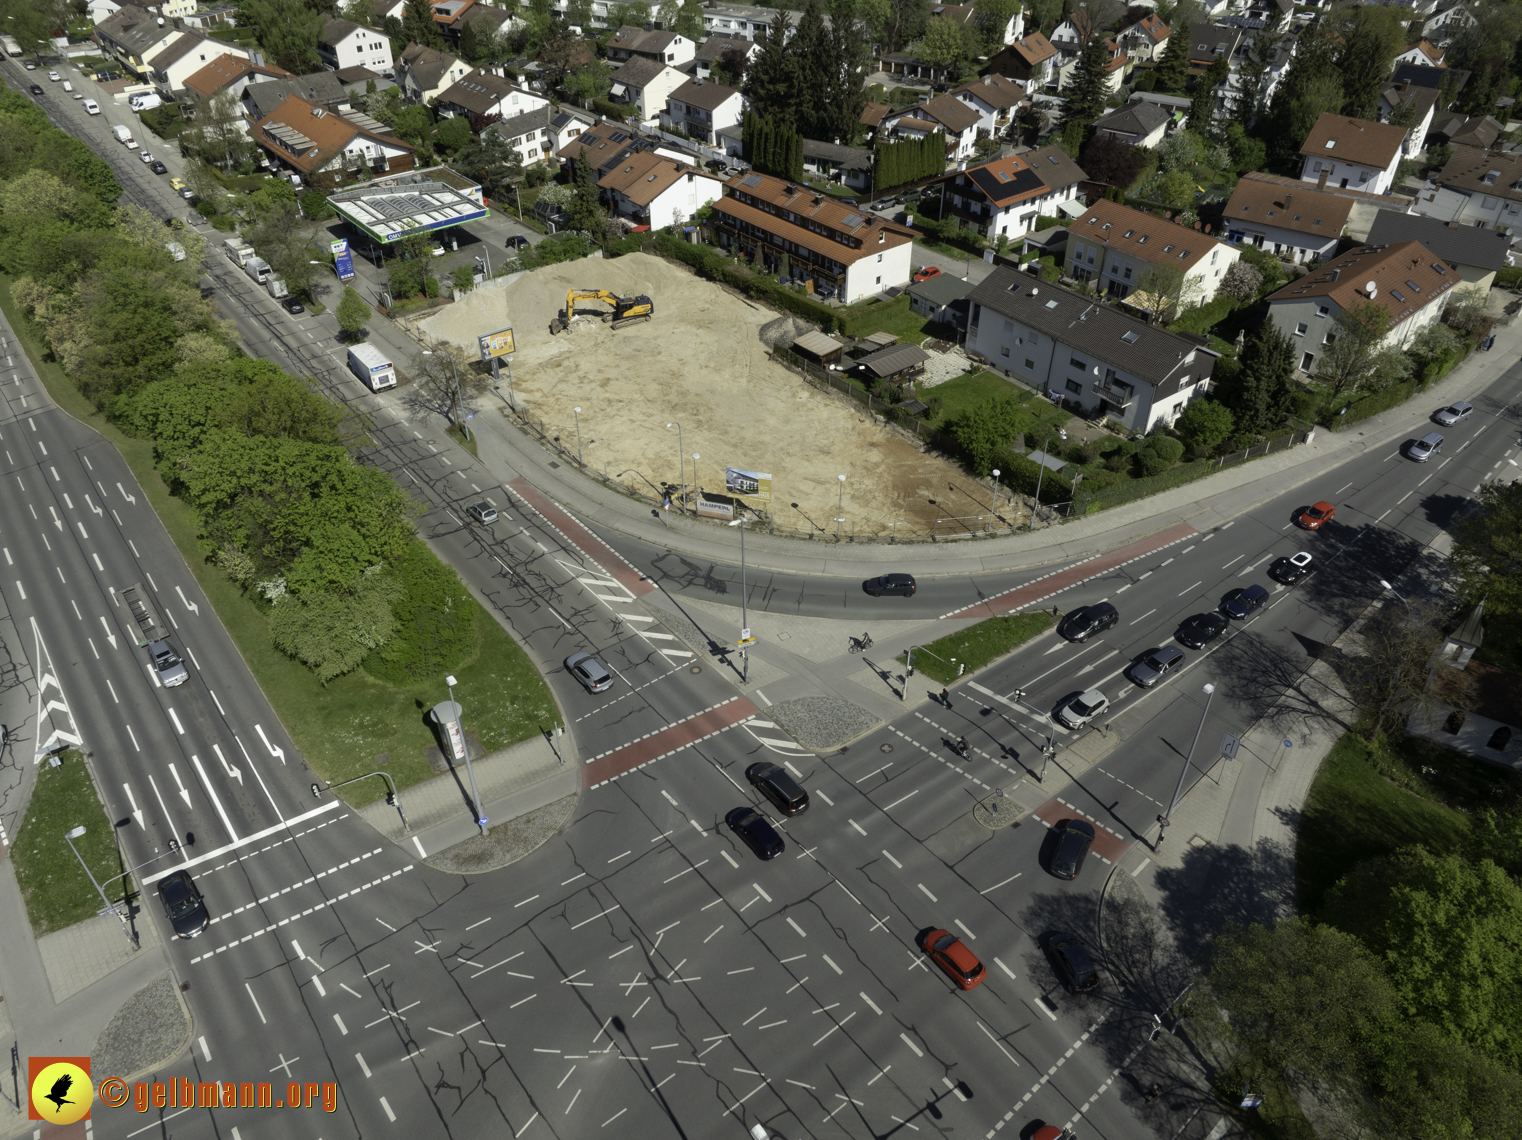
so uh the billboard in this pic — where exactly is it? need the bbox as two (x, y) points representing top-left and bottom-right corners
(478, 327), (516, 360)
(725, 467), (773, 504)
(331, 239), (355, 283)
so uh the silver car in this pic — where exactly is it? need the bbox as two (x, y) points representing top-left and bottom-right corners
(565, 651), (614, 693)
(1409, 432), (1443, 462)
(1433, 401), (1473, 426)
(1056, 689), (1109, 729)
(1128, 646), (1184, 688)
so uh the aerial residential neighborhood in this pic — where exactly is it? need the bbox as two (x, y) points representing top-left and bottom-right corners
(1, 1), (1521, 1140)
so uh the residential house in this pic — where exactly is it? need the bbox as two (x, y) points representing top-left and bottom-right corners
(875, 51), (961, 86)
(609, 57), (686, 120)
(557, 121), (652, 180)
(455, 3), (520, 44)
(605, 25), (696, 67)
(252, 93), (416, 187)
(181, 4), (240, 32)
(907, 271), (974, 332)
(701, 0), (807, 40)
(1395, 38), (1445, 67)
(879, 92), (983, 162)
(660, 78), (743, 146)
(94, 7), (184, 78)
(1428, 112), (1501, 149)
(484, 106), (555, 166)
(801, 139), (873, 190)
(1412, 145), (1522, 230)
(243, 71), (352, 120)
(334, 66), (391, 95)
(926, 3), (1022, 48)
(397, 44), (470, 104)
(428, 0), (479, 37)
(183, 55), (293, 109)
(436, 68), (548, 121)
(1223, 173), (1352, 262)
(987, 32), (1059, 93)
(373, 0), (405, 20)
(1242, 0), (1293, 32)
(1091, 100), (1170, 148)
(927, 146), (1088, 241)
(950, 74), (1026, 139)
(860, 102), (891, 133)
(598, 151), (724, 228)
(1064, 199), (1241, 307)
(1423, 1), (1477, 44)
(1378, 81), (1439, 158)
(1265, 241), (1457, 374)
(146, 31), (250, 96)
(1119, 12), (1170, 62)
(965, 267), (1220, 433)
(709, 169), (916, 302)
(694, 33), (757, 81)
(1299, 113), (1408, 195)
(1186, 21), (1242, 74)
(1054, 39), (1128, 96)
(317, 18), (394, 76)
(1391, 61), (1469, 95)
(89, 0), (196, 24)
(1243, 168), (1416, 242)
(547, 108), (595, 156)
(1366, 209), (1511, 288)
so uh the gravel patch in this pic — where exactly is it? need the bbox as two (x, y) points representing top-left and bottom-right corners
(917, 347), (975, 389)
(425, 792), (577, 874)
(758, 313), (815, 348)
(92, 974), (189, 1080)
(768, 696), (881, 750)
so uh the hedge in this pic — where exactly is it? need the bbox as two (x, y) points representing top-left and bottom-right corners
(1033, 216), (1070, 231)
(911, 212), (986, 255)
(649, 233), (839, 331)
(1167, 295), (1236, 336)
(1080, 458), (1218, 512)
(1498, 267), (1522, 289)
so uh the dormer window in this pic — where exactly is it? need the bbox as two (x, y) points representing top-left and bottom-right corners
(1485, 170), (1500, 184)
(1123, 229), (1134, 238)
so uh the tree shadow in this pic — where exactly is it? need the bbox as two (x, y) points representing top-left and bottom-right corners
(1151, 835), (1298, 963)
(1207, 629), (1352, 737)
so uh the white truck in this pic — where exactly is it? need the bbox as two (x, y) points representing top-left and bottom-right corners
(0, 36), (21, 57)
(224, 237), (253, 268)
(121, 583), (189, 688)
(244, 255), (271, 285)
(347, 343), (396, 391)
(265, 275), (288, 299)
(111, 124), (135, 146)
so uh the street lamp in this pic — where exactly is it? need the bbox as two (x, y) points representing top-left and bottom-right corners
(1029, 434), (1053, 531)
(836, 473), (846, 540)
(990, 468), (1001, 529)
(1158, 682), (1216, 848)
(1378, 579), (1410, 612)
(666, 421), (685, 514)
(64, 826), (137, 950)
(728, 515), (750, 683)
(444, 674), (488, 834)
(573, 406), (583, 465)
(692, 453), (700, 499)
(421, 349), (469, 441)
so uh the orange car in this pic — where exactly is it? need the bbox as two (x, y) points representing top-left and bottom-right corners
(1298, 501), (1335, 530)
(922, 928), (986, 990)
(912, 265), (942, 283)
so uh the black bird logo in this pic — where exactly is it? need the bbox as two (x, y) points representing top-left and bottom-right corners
(43, 1074), (75, 1114)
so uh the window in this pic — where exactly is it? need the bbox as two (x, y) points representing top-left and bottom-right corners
(1311, 160), (1322, 172)
(1300, 351), (1315, 372)
(1323, 330), (1337, 345)
(1123, 264), (1132, 280)
(1065, 379), (1083, 394)
(1162, 244), (1174, 253)
(876, 253), (882, 262)
(1000, 345), (1010, 357)
(1482, 196), (1499, 210)
(1390, 288), (1406, 302)
(1405, 280), (1421, 292)
(1316, 305), (1330, 317)
(1070, 356), (1087, 371)
(1002, 319), (1014, 333)
(1025, 359), (1035, 370)
(1123, 229), (1134, 238)
(1121, 330), (1140, 344)
(1294, 322), (1308, 337)
(1358, 170), (1369, 182)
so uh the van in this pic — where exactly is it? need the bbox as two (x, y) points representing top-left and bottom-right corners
(129, 92), (162, 111)
(165, 241), (186, 262)
(62, 81), (74, 94)
(1410, 432), (1443, 462)
(83, 98), (100, 114)
(244, 255), (272, 285)
(111, 124), (134, 146)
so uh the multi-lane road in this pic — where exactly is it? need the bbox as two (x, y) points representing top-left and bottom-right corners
(5, 54), (1520, 1140)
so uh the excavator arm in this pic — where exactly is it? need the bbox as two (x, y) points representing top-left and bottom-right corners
(551, 289), (655, 334)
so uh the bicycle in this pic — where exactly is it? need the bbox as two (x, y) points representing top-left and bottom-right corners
(848, 634), (874, 654)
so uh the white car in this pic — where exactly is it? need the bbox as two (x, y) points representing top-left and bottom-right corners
(1055, 689), (1109, 730)
(47, 70), (60, 81)
(139, 149), (153, 163)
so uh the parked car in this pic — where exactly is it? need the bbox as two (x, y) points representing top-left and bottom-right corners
(1049, 818), (1095, 879)
(27, 84), (41, 95)
(1057, 602), (1119, 643)
(1176, 612), (1228, 649)
(1269, 552), (1313, 584)
(726, 806), (784, 860)
(564, 651), (613, 693)
(139, 149), (153, 163)
(280, 295), (305, 314)
(47, 70), (60, 81)
(1046, 932), (1101, 993)
(863, 572), (916, 597)
(157, 870), (210, 939)
(1434, 401), (1473, 426)
(1220, 584), (1270, 619)
(1408, 432), (1443, 462)
(1055, 689), (1108, 729)
(745, 761), (809, 816)
(466, 501), (498, 524)
(1297, 501), (1335, 530)
(1127, 645), (1184, 687)
(149, 160), (167, 174)
(921, 928), (986, 990)
(170, 177), (187, 192)
(912, 266), (942, 283)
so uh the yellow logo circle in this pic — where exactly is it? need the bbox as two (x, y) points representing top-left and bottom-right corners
(31, 1061), (93, 1125)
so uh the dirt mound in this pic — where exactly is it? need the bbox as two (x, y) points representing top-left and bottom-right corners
(414, 253), (984, 534)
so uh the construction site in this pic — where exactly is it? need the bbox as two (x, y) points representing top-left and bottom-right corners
(415, 253), (983, 536)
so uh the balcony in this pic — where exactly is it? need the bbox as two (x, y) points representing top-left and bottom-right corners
(1092, 378), (1134, 407)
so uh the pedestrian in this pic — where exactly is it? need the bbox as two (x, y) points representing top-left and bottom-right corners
(1145, 1083), (1162, 1104)
(663, 494), (671, 511)
(939, 688), (951, 708)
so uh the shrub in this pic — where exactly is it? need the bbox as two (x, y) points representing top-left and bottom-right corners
(1167, 295), (1236, 335)
(1498, 266), (1522, 289)
(423, 275), (439, 298)
(1033, 215), (1069, 231)
(362, 542), (477, 684)
(592, 97), (627, 122)
(1136, 448), (1172, 476)
(1147, 435), (1184, 464)
(1176, 398), (1235, 451)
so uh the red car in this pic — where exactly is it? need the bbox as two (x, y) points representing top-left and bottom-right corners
(921, 928), (986, 990)
(912, 266), (942, 283)
(1298, 501), (1336, 530)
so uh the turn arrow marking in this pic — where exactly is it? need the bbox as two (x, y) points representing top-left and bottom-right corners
(168, 762), (192, 807)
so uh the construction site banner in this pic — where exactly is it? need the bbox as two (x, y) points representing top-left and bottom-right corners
(478, 327), (516, 359)
(725, 467), (773, 504)
(696, 494), (734, 520)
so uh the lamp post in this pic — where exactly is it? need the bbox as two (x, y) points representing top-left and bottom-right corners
(1378, 579), (1410, 612)
(990, 468), (1001, 530)
(729, 515), (750, 683)
(64, 826), (137, 950)
(443, 674), (488, 834)
(1158, 682), (1215, 848)
(1029, 434), (1053, 531)
(692, 453), (700, 502)
(836, 473), (846, 540)
(573, 406), (583, 465)
(666, 421), (685, 514)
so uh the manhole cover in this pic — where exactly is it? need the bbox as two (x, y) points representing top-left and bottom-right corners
(549, 461), (560, 468)
(880, 743), (893, 753)
(690, 665), (701, 674)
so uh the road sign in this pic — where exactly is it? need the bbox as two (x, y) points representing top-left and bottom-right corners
(1220, 732), (1240, 760)
(740, 627), (751, 640)
(737, 637), (756, 647)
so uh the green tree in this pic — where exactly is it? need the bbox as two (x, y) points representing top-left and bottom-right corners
(269, 571), (404, 685)
(915, 15), (976, 69)
(235, 0), (325, 73)
(433, 114), (473, 155)
(744, 10), (800, 125)
(1224, 122), (1266, 174)
(1060, 34), (1112, 137)
(945, 395), (1024, 475)
(1151, 27), (1190, 93)
(973, 0), (1020, 55)
(1133, 259), (1199, 318)
(1174, 398), (1234, 451)
(402, 0), (446, 49)
(1450, 480), (1522, 614)
(1315, 300), (1411, 402)
(453, 129), (525, 201)
(1187, 52), (1230, 135)
(1227, 323), (1295, 435)
(1216, 259), (1262, 304)
(883, 0), (930, 52)
(336, 286), (370, 341)
(809, 0), (872, 144)
(1231, 28), (1282, 125)
(1258, 21), (1341, 173)
(1155, 168), (1196, 209)
(459, 19), (487, 65)
(568, 145), (603, 233)
(1330, 4), (1414, 119)
(674, 0), (706, 38)
(245, 198), (319, 300)
(566, 0), (594, 25)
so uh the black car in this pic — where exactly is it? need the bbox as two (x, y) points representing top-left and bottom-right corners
(1220, 584), (1269, 619)
(1127, 645), (1184, 688)
(157, 870), (210, 939)
(1049, 818), (1095, 879)
(1058, 602), (1119, 642)
(150, 160), (168, 174)
(280, 295), (305, 314)
(864, 572), (916, 597)
(28, 84), (42, 95)
(746, 761), (809, 815)
(1047, 932), (1101, 993)
(1268, 552), (1313, 584)
(726, 806), (784, 860)
(1176, 611), (1228, 649)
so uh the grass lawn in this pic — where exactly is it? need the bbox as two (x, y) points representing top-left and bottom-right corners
(898, 612), (1053, 684)
(837, 293), (960, 343)
(919, 370), (1070, 438)
(11, 752), (131, 935)
(0, 276), (557, 808)
(1295, 733), (1474, 915)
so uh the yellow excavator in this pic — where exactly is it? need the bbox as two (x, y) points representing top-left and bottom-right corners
(550, 288), (655, 334)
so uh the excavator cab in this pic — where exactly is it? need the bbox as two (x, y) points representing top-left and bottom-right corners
(551, 288), (655, 334)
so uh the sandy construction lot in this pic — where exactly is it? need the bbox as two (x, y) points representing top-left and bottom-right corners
(414, 254), (981, 535)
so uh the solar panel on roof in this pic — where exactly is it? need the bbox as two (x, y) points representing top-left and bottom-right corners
(840, 212), (865, 227)
(742, 174), (762, 187)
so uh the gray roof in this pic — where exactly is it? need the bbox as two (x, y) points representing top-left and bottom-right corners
(400, 44), (463, 91)
(147, 29), (225, 71)
(488, 105), (553, 143)
(247, 71), (349, 115)
(792, 330), (846, 357)
(696, 33), (753, 63)
(908, 272), (973, 306)
(320, 17), (364, 46)
(611, 56), (674, 91)
(801, 137), (871, 167)
(969, 267), (1215, 392)
(1365, 209), (1510, 272)
(670, 78), (740, 111)
(857, 343), (930, 377)
(1093, 100), (1170, 137)
(96, 8), (179, 57)
(1025, 144), (1087, 191)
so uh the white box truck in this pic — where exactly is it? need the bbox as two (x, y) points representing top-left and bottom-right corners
(1, 35), (21, 57)
(244, 255), (271, 285)
(111, 124), (134, 146)
(224, 237), (252, 268)
(347, 343), (396, 391)
(265, 276), (287, 299)
(121, 583), (189, 687)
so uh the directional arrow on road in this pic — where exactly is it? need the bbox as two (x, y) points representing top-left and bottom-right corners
(168, 762), (192, 807)
(122, 782), (144, 828)
(116, 482), (136, 504)
(175, 586), (199, 616)
(255, 724), (285, 765)
(48, 506), (63, 532)
(99, 616), (117, 650)
(1077, 649), (1120, 675)
(212, 743), (242, 786)
(84, 493), (103, 517)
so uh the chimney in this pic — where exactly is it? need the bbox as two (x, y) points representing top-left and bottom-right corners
(983, 75), (991, 85)
(1283, 193), (1292, 208)
(1317, 169), (1329, 190)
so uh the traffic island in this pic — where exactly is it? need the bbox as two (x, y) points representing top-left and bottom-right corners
(972, 789), (1024, 829)
(91, 973), (192, 1084)
(423, 793), (577, 874)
